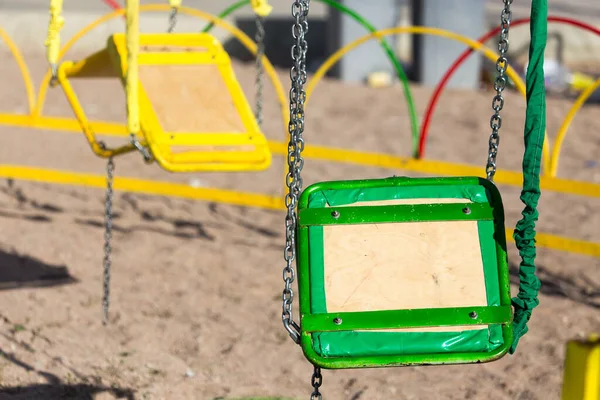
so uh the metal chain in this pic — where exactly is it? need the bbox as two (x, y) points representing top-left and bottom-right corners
(129, 134), (154, 163)
(282, 0), (309, 345)
(127, 4), (179, 162)
(102, 157), (115, 326)
(50, 63), (59, 86)
(310, 366), (323, 400)
(486, 0), (513, 181)
(254, 15), (266, 127)
(168, 7), (178, 33)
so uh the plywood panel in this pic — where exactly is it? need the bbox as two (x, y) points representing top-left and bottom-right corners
(138, 64), (246, 134)
(323, 198), (489, 332)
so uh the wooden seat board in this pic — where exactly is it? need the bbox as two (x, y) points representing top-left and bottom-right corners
(138, 64), (246, 134)
(322, 198), (489, 332)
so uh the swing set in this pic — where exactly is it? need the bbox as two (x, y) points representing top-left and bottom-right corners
(45, 0), (274, 323)
(0, 0), (582, 395)
(280, 0), (546, 396)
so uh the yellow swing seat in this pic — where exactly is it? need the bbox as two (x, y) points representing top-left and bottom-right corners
(55, 32), (272, 172)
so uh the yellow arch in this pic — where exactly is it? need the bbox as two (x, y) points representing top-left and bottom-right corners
(33, 4), (289, 135)
(306, 26), (552, 174)
(550, 78), (600, 177)
(0, 26), (36, 115)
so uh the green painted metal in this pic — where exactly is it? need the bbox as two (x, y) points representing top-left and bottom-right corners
(298, 176), (501, 209)
(300, 327), (513, 369)
(301, 305), (513, 332)
(296, 176), (513, 369)
(298, 202), (493, 226)
(202, 0), (420, 157)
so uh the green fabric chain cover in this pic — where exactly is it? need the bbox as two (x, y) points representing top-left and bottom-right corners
(510, 0), (546, 354)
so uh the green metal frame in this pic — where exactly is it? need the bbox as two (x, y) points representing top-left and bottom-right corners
(296, 176), (513, 369)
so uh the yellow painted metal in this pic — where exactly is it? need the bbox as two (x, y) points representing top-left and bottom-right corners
(55, 32), (272, 172)
(0, 164), (282, 210)
(550, 78), (600, 177)
(0, 163), (597, 258)
(0, 114), (127, 135)
(562, 334), (600, 400)
(112, 32), (271, 171)
(45, 0), (64, 68)
(1, 113), (599, 199)
(32, 5), (290, 142)
(56, 60), (137, 158)
(125, 0), (141, 138)
(0, 26), (36, 114)
(251, 0), (273, 17)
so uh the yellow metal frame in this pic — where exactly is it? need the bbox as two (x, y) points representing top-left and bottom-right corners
(562, 334), (600, 400)
(55, 31), (271, 172)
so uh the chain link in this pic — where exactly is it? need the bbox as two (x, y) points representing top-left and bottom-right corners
(129, 134), (154, 163)
(486, 0), (513, 181)
(310, 366), (323, 400)
(102, 157), (115, 325)
(254, 15), (266, 127)
(168, 7), (178, 33)
(49, 63), (59, 87)
(282, 0), (309, 345)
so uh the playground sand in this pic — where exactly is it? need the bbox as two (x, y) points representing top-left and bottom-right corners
(0, 53), (598, 400)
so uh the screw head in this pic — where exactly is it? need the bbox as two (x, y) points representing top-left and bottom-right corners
(333, 317), (342, 325)
(331, 211), (340, 219)
(469, 311), (478, 320)
(462, 207), (472, 215)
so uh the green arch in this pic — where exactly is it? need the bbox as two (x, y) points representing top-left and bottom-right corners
(202, 0), (420, 158)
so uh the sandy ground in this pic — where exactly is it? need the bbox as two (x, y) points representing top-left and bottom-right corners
(0, 50), (598, 400)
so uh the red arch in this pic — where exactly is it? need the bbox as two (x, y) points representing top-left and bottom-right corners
(418, 16), (600, 159)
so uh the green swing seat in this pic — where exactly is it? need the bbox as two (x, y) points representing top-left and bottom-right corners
(296, 176), (513, 369)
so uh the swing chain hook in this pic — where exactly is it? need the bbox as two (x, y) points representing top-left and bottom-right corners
(50, 63), (59, 87)
(486, 0), (513, 181)
(130, 135), (154, 163)
(282, 0), (310, 345)
(102, 157), (115, 326)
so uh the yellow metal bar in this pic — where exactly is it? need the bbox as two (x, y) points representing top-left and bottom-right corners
(514, 231), (600, 258)
(550, 78), (600, 177)
(167, 150), (268, 164)
(1, 113), (599, 199)
(125, 0), (141, 137)
(137, 52), (224, 64)
(0, 26), (37, 114)
(0, 114), (127, 135)
(268, 141), (600, 199)
(0, 165), (282, 210)
(306, 25), (552, 175)
(0, 164), (597, 258)
(45, 0), (64, 68)
(153, 133), (258, 146)
(119, 31), (225, 52)
(562, 334), (600, 400)
(59, 48), (117, 79)
(56, 62), (137, 158)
